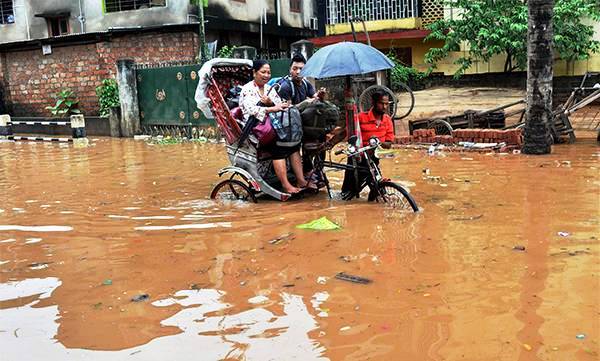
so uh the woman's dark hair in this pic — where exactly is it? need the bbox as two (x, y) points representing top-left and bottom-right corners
(371, 90), (388, 105)
(252, 59), (269, 72)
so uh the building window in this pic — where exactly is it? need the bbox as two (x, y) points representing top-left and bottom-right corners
(0, 0), (15, 25)
(47, 17), (70, 37)
(290, 0), (301, 13)
(105, 0), (167, 13)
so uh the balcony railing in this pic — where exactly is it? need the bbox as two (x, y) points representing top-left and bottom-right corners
(326, 0), (421, 25)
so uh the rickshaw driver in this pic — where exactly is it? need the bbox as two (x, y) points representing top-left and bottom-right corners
(340, 90), (394, 198)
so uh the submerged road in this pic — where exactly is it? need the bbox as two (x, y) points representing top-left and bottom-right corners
(0, 137), (598, 360)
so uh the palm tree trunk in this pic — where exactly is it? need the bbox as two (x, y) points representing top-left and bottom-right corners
(523, 0), (553, 154)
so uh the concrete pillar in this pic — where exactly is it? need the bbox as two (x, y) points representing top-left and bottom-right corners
(70, 114), (86, 138)
(70, 114), (89, 147)
(108, 107), (122, 137)
(116, 59), (141, 137)
(0, 114), (12, 139)
(232, 46), (257, 60)
(375, 71), (388, 87)
(290, 40), (315, 60)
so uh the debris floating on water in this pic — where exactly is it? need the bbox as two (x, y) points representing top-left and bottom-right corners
(335, 272), (372, 284)
(513, 245), (526, 251)
(576, 333), (586, 340)
(558, 231), (570, 237)
(296, 217), (340, 231)
(316, 276), (329, 285)
(131, 294), (150, 302)
(269, 233), (295, 245)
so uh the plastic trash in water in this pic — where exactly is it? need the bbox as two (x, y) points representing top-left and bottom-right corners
(427, 144), (436, 155)
(317, 276), (329, 285)
(576, 333), (586, 340)
(296, 217), (341, 231)
(558, 231), (571, 237)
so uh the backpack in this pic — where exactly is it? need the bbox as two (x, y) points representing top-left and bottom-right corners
(270, 106), (303, 148)
(297, 100), (340, 142)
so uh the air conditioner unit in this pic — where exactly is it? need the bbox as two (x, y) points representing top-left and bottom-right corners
(309, 17), (318, 30)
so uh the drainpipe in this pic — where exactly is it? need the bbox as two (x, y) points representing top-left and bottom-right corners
(198, 1), (207, 62)
(276, 0), (281, 26)
(77, 0), (86, 33)
(12, 4), (31, 40)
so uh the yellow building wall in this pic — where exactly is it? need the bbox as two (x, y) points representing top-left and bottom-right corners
(372, 37), (600, 75)
(326, 18), (421, 35)
(327, 17), (599, 76)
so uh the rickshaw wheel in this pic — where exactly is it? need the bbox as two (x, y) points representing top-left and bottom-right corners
(428, 119), (453, 135)
(210, 179), (257, 203)
(374, 181), (419, 212)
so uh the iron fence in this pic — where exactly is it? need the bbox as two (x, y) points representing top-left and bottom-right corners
(326, 0), (421, 25)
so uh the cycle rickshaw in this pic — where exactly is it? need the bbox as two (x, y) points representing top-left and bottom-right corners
(195, 58), (418, 211)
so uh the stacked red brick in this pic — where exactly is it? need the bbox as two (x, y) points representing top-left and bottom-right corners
(394, 128), (523, 146)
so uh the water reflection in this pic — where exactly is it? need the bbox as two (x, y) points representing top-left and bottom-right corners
(0, 279), (327, 360)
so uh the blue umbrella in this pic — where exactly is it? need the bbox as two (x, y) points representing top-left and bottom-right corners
(300, 42), (394, 79)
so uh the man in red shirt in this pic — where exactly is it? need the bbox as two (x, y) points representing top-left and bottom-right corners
(341, 90), (394, 199)
(357, 92), (394, 148)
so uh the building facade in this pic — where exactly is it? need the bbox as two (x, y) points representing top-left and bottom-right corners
(0, 0), (318, 116)
(310, 0), (599, 76)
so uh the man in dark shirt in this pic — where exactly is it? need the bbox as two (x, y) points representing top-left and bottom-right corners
(277, 54), (325, 105)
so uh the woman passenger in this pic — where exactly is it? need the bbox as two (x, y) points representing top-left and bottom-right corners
(239, 59), (308, 194)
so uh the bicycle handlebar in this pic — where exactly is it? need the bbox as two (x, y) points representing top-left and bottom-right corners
(335, 143), (379, 157)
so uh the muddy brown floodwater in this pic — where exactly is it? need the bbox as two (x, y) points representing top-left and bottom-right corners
(0, 136), (598, 361)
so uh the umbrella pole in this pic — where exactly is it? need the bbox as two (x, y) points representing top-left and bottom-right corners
(344, 76), (360, 195)
(344, 76), (355, 137)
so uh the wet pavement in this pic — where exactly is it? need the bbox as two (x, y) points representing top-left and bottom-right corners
(0, 137), (599, 360)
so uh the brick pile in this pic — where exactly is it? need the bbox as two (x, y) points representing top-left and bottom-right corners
(395, 128), (523, 147)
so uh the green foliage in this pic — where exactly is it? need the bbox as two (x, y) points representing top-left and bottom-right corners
(424, 0), (600, 78)
(45, 89), (81, 117)
(95, 79), (120, 117)
(386, 52), (429, 91)
(148, 135), (208, 145)
(189, 0), (208, 7)
(217, 45), (237, 58)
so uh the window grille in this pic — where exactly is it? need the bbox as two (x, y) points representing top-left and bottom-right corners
(290, 0), (301, 12)
(104, 0), (166, 13)
(326, 0), (421, 25)
(421, 0), (444, 26)
(0, 0), (15, 25)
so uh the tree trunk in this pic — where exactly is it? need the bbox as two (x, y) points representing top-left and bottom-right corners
(523, 0), (553, 154)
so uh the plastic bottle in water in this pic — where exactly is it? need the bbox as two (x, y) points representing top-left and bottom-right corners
(428, 144), (436, 156)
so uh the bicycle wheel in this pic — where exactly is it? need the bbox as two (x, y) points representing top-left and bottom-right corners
(374, 181), (418, 212)
(393, 82), (415, 120)
(210, 179), (257, 203)
(359, 85), (398, 119)
(428, 118), (453, 135)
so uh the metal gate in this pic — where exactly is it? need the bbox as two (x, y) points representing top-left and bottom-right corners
(135, 59), (291, 137)
(136, 63), (210, 137)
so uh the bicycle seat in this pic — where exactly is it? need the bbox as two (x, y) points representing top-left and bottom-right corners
(303, 141), (325, 154)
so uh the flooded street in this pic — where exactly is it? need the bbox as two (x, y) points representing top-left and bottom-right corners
(1, 137), (598, 360)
